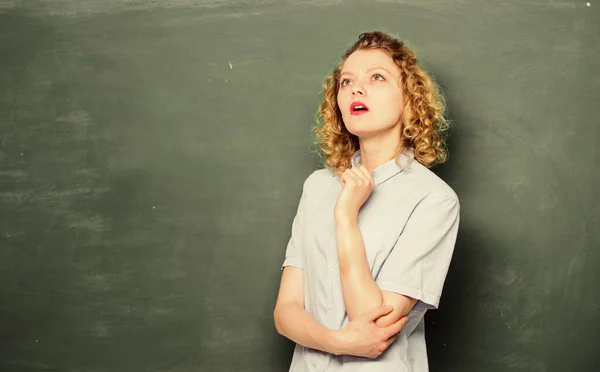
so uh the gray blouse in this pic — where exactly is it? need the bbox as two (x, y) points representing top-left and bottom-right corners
(282, 150), (460, 371)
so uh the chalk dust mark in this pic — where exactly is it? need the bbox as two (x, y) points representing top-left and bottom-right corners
(55, 108), (95, 141)
(536, 192), (557, 212)
(85, 273), (115, 292)
(69, 214), (104, 232)
(52, 51), (66, 75)
(0, 190), (30, 204)
(55, 109), (92, 126)
(7, 51), (39, 125)
(0, 1), (19, 11)
(42, 187), (95, 200)
(91, 321), (109, 337)
(73, 168), (103, 180)
(0, 289), (95, 298)
(27, 0), (370, 19)
(2, 229), (26, 238)
(106, 241), (116, 272)
(0, 133), (7, 159)
(145, 307), (177, 318)
(1, 360), (55, 371)
(0, 169), (25, 178)
(565, 255), (583, 291)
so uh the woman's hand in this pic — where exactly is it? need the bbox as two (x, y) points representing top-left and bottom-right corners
(332, 304), (408, 359)
(334, 165), (374, 221)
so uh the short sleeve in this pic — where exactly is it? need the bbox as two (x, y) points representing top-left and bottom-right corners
(281, 180), (309, 270)
(375, 192), (460, 309)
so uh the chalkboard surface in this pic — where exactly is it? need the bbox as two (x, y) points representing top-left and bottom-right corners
(1, 1), (599, 371)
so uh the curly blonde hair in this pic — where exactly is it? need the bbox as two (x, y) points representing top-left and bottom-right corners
(314, 31), (450, 174)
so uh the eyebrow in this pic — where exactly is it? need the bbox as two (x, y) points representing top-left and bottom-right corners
(340, 66), (394, 78)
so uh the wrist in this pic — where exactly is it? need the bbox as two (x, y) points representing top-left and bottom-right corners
(334, 202), (358, 220)
(334, 212), (358, 227)
(325, 329), (345, 356)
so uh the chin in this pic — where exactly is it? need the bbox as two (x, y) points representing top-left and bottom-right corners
(344, 125), (366, 136)
(346, 124), (394, 138)
(346, 128), (382, 139)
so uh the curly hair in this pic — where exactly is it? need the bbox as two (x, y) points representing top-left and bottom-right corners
(314, 31), (450, 174)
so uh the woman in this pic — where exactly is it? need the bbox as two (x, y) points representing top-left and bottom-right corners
(274, 31), (460, 371)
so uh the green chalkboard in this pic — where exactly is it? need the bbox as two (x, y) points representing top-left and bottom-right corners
(1, 1), (599, 371)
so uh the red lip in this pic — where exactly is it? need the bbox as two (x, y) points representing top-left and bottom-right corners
(350, 101), (370, 116)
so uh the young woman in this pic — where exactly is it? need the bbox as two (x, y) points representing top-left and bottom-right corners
(274, 31), (460, 371)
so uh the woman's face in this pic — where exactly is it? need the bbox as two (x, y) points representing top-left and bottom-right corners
(337, 49), (404, 139)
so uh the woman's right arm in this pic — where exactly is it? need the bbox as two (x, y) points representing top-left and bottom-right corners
(274, 267), (339, 354)
(274, 266), (407, 359)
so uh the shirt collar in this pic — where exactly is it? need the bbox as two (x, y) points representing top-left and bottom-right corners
(351, 148), (414, 186)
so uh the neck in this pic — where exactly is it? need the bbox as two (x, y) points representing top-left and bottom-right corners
(358, 125), (403, 171)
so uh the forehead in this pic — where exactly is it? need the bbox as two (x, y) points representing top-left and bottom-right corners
(341, 49), (399, 75)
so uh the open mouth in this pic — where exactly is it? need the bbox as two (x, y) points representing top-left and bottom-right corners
(350, 101), (369, 115)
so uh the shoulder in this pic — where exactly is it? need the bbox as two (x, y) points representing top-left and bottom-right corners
(403, 160), (459, 204)
(302, 167), (337, 193)
(296, 168), (337, 214)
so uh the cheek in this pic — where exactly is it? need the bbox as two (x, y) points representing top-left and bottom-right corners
(381, 91), (404, 116)
(337, 92), (349, 116)
(337, 91), (347, 107)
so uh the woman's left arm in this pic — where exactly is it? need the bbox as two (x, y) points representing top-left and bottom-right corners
(334, 165), (417, 326)
(335, 216), (417, 327)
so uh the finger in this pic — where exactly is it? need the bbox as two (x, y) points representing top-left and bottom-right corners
(356, 165), (375, 186)
(398, 315), (409, 329)
(383, 335), (398, 348)
(384, 316), (407, 339)
(357, 164), (373, 177)
(362, 304), (394, 322)
(340, 171), (348, 186)
(342, 169), (359, 186)
(340, 170), (357, 186)
(358, 165), (373, 180)
(348, 167), (368, 186)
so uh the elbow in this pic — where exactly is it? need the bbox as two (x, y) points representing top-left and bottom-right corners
(273, 308), (281, 334)
(273, 306), (284, 335)
(346, 299), (386, 323)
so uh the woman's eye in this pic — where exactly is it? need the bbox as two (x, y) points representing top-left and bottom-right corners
(341, 79), (352, 86)
(372, 73), (385, 81)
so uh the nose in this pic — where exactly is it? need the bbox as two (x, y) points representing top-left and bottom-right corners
(352, 84), (364, 96)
